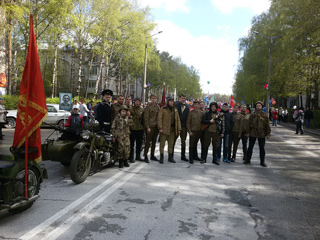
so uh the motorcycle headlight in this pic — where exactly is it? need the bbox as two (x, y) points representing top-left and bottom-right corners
(81, 131), (90, 140)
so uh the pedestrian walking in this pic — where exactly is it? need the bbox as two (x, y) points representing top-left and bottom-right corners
(201, 102), (223, 165)
(295, 107), (304, 135)
(157, 97), (181, 164)
(175, 93), (190, 161)
(143, 94), (160, 162)
(271, 108), (278, 126)
(0, 97), (8, 140)
(79, 98), (90, 124)
(217, 103), (234, 163)
(186, 99), (204, 164)
(111, 105), (133, 168)
(244, 101), (271, 167)
(305, 107), (313, 128)
(129, 97), (144, 163)
(96, 89), (113, 133)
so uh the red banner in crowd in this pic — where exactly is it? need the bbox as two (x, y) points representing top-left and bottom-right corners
(160, 84), (166, 107)
(230, 94), (235, 108)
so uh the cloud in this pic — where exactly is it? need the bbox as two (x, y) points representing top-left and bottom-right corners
(138, 0), (189, 12)
(154, 20), (238, 95)
(211, 0), (271, 14)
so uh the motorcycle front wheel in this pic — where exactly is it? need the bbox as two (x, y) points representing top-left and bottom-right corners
(70, 148), (92, 184)
(9, 167), (41, 213)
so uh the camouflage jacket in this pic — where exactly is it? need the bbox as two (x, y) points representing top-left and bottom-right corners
(111, 114), (133, 140)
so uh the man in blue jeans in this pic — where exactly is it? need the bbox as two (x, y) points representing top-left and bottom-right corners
(217, 103), (234, 163)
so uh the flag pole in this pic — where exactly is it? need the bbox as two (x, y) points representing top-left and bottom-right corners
(24, 14), (34, 198)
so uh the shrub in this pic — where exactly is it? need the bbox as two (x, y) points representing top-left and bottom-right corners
(2, 95), (19, 110)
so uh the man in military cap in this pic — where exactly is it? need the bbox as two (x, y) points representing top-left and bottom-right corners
(112, 95), (125, 122)
(245, 101), (271, 167)
(158, 96), (181, 164)
(186, 99), (204, 164)
(144, 94), (160, 162)
(175, 93), (190, 161)
(96, 89), (113, 133)
(129, 97), (145, 163)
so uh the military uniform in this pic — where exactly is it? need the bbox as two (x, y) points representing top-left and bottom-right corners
(186, 108), (204, 164)
(111, 112), (133, 167)
(157, 104), (181, 163)
(175, 101), (190, 160)
(112, 102), (123, 122)
(245, 106), (271, 166)
(96, 100), (112, 133)
(129, 105), (144, 162)
(201, 106), (224, 165)
(143, 103), (159, 161)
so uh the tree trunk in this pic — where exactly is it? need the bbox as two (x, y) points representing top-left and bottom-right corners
(77, 50), (83, 98)
(12, 49), (17, 94)
(104, 56), (109, 90)
(94, 54), (104, 98)
(85, 53), (94, 98)
(7, 6), (12, 95)
(52, 40), (58, 98)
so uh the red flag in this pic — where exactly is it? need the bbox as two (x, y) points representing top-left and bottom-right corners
(13, 15), (48, 163)
(230, 94), (235, 108)
(160, 84), (166, 107)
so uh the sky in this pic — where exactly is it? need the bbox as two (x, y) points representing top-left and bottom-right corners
(138, 0), (271, 95)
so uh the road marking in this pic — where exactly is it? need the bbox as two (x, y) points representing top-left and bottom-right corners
(19, 163), (145, 240)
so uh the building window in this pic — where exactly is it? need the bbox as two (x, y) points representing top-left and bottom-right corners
(130, 85), (134, 91)
(93, 56), (99, 63)
(90, 66), (98, 75)
(81, 69), (85, 76)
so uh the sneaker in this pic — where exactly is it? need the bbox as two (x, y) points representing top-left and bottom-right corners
(223, 158), (230, 163)
(216, 157), (220, 162)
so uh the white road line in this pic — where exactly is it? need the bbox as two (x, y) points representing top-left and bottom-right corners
(44, 163), (145, 240)
(19, 164), (145, 240)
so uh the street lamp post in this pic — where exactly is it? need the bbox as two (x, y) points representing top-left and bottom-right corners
(142, 31), (163, 105)
(253, 31), (281, 114)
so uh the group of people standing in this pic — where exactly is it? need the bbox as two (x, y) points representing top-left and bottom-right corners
(94, 89), (271, 168)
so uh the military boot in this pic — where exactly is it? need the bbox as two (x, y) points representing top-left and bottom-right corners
(159, 154), (164, 164)
(118, 160), (124, 168)
(168, 153), (176, 163)
(135, 151), (142, 161)
(193, 148), (202, 161)
(150, 155), (159, 161)
(212, 151), (220, 165)
(181, 147), (189, 161)
(260, 162), (267, 167)
(189, 147), (194, 164)
(144, 155), (150, 163)
(129, 151), (135, 163)
(200, 148), (208, 164)
(124, 160), (130, 167)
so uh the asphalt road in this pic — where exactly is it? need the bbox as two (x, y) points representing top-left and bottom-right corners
(0, 125), (319, 240)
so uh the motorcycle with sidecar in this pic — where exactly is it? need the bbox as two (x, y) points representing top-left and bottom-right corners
(41, 124), (115, 184)
(0, 147), (48, 213)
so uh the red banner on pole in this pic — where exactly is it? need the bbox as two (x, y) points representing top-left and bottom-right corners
(230, 94), (235, 108)
(13, 14), (48, 162)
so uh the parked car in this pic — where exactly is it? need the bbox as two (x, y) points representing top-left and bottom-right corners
(5, 104), (71, 128)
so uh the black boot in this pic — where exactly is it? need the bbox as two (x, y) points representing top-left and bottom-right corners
(212, 151), (220, 165)
(135, 151), (142, 161)
(168, 153), (176, 163)
(189, 147), (194, 164)
(144, 155), (150, 163)
(129, 151), (135, 163)
(159, 154), (164, 164)
(200, 148), (208, 164)
(193, 147), (201, 161)
(124, 160), (130, 167)
(150, 155), (159, 161)
(181, 147), (189, 161)
(118, 160), (124, 168)
(260, 161), (267, 167)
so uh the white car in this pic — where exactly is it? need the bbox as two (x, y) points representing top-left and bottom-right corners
(5, 104), (71, 128)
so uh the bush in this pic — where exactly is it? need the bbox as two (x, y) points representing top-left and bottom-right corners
(46, 97), (59, 104)
(309, 109), (320, 129)
(2, 95), (19, 110)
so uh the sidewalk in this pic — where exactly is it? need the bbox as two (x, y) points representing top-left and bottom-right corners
(276, 121), (320, 137)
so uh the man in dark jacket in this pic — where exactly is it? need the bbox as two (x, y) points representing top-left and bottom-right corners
(96, 89), (113, 133)
(175, 93), (190, 161)
(217, 103), (234, 163)
(305, 107), (313, 128)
